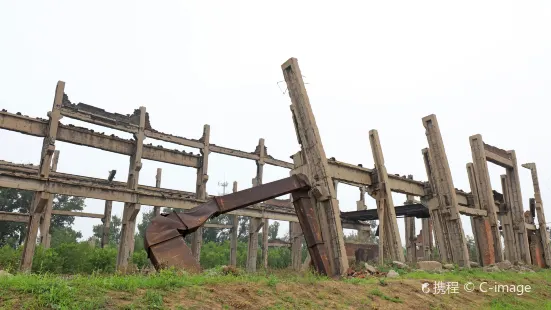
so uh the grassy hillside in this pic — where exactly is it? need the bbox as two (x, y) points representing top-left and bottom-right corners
(1, 267), (551, 309)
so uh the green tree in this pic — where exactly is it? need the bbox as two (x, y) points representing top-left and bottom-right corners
(268, 221), (279, 240)
(0, 189), (32, 247)
(0, 189), (85, 248)
(465, 234), (478, 262)
(92, 215), (122, 246)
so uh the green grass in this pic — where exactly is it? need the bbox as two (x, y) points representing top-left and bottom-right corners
(0, 268), (550, 309)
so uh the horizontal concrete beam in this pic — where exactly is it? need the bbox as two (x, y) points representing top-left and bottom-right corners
(483, 143), (513, 168)
(457, 206), (488, 217)
(268, 243), (291, 247)
(52, 210), (105, 218)
(0, 211), (28, 222)
(0, 112), (201, 168)
(326, 159), (474, 205)
(525, 223), (537, 231)
(203, 223), (234, 229)
(0, 162), (372, 227)
(59, 107), (295, 169)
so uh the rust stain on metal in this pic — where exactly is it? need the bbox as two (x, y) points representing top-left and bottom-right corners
(145, 174), (323, 273)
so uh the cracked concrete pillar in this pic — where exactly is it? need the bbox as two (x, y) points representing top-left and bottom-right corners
(422, 148), (450, 263)
(102, 170), (116, 248)
(246, 216), (262, 273)
(369, 130), (404, 263)
(404, 175), (416, 263)
(465, 161), (497, 266)
(506, 150), (531, 264)
(257, 139), (269, 270)
(20, 81), (64, 272)
(117, 106), (146, 272)
(281, 58), (348, 276)
(101, 200), (112, 248)
(421, 218), (433, 260)
(522, 163), (551, 267)
(356, 187), (370, 243)
(192, 125), (210, 263)
(469, 135), (502, 264)
(290, 221), (303, 271)
(39, 150), (60, 249)
(230, 181), (238, 266)
(499, 174), (519, 263)
(422, 115), (470, 267)
(247, 139), (265, 273)
(153, 168), (162, 217)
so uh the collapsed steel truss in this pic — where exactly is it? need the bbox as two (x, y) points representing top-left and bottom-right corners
(0, 58), (549, 275)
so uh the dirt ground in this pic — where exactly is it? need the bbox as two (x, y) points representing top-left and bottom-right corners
(105, 276), (551, 310)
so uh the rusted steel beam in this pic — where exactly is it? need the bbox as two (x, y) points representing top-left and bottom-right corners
(291, 189), (331, 276)
(144, 174), (310, 272)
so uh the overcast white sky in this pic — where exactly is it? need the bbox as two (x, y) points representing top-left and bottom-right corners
(1, 1), (550, 247)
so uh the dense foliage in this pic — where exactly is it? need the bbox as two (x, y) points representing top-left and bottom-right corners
(0, 189), (85, 248)
(0, 240), (302, 274)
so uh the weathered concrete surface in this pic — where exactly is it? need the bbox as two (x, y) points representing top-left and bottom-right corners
(117, 106), (146, 271)
(422, 115), (470, 267)
(20, 81), (65, 272)
(469, 135), (503, 263)
(369, 130), (404, 263)
(466, 162), (496, 266)
(281, 57), (348, 276)
(522, 163), (551, 267)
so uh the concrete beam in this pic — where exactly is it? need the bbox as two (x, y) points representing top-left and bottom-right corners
(327, 159), (479, 207)
(0, 111), (201, 168)
(59, 105), (294, 169)
(0, 163), (309, 222)
(484, 143), (514, 168)
(0, 211), (29, 222)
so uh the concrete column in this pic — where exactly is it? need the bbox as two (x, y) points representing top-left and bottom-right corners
(229, 181), (238, 266)
(421, 218), (433, 260)
(117, 106), (146, 271)
(192, 125), (210, 262)
(356, 187), (370, 242)
(153, 168), (162, 217)
(246, 217), (261, 272)
(422, 148), (450, 263)
(262, 218), (269, 269)
(39, 150), (60, 249)
(290, 222), (303, 271)
(20, 81), (64, 272)
(465, 161), (497, 266)
(404, 175), (416, 263)
(282, 58), (348, 276)
(521, 163), (551, 267)
(101, 200), (112, 248)
(422, 115), (470, 267)
(500, 174), (519, 262)
(101, 170), (116, 248)
(469, 135), (502, 263)
(247, 139), (265, 273)
(369, 130), (404, 264)
(506, 150), (531, 264)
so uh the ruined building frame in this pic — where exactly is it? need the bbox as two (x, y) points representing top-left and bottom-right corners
(0, 58), (549, 274)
